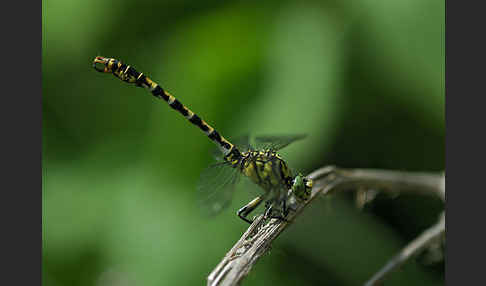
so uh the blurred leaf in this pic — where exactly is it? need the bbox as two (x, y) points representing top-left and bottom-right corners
(235, 2), (345, 169)
(344, 0), (445, 130)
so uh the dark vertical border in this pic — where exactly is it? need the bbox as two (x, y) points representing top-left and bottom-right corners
(446, 0), (485, 285)
(1, 0), (41, 285)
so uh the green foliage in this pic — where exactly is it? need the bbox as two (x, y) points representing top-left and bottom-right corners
(43, 0), (444, 285)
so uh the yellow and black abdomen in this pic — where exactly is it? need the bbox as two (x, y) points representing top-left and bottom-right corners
(240, 150), (293, 191)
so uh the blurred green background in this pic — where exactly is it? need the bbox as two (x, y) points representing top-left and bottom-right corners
(42, 0), (444, 285)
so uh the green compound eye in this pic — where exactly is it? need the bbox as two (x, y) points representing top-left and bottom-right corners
(291, 174), (311, 201)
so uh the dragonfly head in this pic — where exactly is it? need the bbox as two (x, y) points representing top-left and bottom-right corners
(291, 173), (313, 201)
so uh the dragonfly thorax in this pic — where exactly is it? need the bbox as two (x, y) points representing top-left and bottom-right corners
(237, 150), (293, 191)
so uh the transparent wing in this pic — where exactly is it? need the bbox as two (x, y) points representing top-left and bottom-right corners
(211, 134), (253, 160)
(253, 134), (307, 151)
(197, 162), (241, 216)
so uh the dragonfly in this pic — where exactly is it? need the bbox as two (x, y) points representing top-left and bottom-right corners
(93, 56), (313, 223)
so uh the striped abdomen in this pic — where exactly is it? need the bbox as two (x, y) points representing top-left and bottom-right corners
(93, 57), (241, 162)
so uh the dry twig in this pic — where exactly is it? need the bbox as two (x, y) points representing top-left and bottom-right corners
(207, 166), (445, 286)
(364, 212), (445, 286)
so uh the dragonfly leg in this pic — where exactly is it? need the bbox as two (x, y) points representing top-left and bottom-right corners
(263, 202), (273, 218)
(264, 201), (289, 222)
(237, 195), (265, 224)
(270, 215), (289, 222)
(281, 196), (299, 217)
(282, 198), (289, 217)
